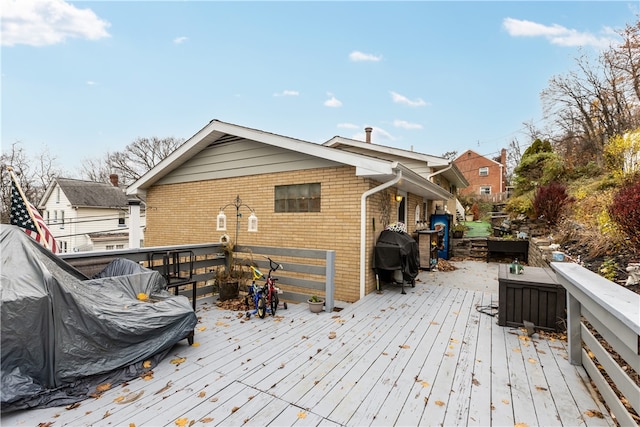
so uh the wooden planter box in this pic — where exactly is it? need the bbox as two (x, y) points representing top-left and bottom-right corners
(498, 265), (566, 331)
(486, 238), (529, 263)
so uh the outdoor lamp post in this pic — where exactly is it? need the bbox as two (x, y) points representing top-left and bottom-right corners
(216, 195), (258, 249)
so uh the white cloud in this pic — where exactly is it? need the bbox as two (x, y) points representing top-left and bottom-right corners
(1, 0), (111, 47)
(173, 36), (188, 44)
(324, 93), (342, 108)
(273, 90), (299, 97)
(86, 80), (97, 86)
(503, 18), (619, 49)
(393, 120), (423, 130)
(390, 91), (427, 107)
(349, 50), (382, 62)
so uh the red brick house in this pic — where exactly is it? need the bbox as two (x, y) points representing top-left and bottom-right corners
(453, 149), (507, 200)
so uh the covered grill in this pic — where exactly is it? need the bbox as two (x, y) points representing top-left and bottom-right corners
(373, 229), (420, 294)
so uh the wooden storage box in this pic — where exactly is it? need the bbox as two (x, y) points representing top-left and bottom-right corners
(498, 264), (566, 331)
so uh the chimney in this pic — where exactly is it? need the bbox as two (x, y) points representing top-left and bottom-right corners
(500, 148), (507, 166)
(109, 174), (119, 187)
(365, 127), (372, 143)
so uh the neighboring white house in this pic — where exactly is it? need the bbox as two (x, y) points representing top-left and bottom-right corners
(38, 175), (145, 252)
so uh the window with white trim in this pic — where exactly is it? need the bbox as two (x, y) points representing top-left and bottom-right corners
(479, 167), (489, 176)
(480, 186), (491, 195)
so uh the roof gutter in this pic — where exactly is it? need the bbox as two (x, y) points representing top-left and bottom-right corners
(428, 161), (453, 179)
(360, 167), (402, 299)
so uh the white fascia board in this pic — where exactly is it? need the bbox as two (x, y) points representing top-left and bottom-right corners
(395, 163), (453, 200)
(324, 136), (449, 165)
(127, 120), (395, 196)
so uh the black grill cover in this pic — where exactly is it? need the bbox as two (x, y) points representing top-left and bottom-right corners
(373, 230), (420, 280)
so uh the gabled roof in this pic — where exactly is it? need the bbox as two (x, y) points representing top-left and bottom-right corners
(126, 120), (453, 200)
(41, 178), (128, 209)
(454, 149), (503, 167)
(324, 136), (469, 188)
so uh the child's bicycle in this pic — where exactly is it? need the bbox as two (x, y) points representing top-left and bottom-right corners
(246, 256), (287, 319)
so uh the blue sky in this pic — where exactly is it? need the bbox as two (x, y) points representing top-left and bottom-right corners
(2, 1), (637, 174)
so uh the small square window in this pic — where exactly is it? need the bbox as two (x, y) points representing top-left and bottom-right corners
(479, 167), (489, 177)
(480, 186), (491, 195)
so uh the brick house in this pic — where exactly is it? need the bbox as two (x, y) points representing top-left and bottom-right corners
(126, 120), (467, 302)
(453, 149), (507, 200)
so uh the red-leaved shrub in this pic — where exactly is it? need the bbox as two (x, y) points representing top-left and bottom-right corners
(608, 175), (640, 253)
(533, 181), (573, 225)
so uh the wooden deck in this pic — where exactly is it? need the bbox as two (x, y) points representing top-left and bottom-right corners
(2, 272), (614, 426)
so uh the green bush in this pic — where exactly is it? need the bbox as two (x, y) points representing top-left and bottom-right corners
(505, 194), (534, 217)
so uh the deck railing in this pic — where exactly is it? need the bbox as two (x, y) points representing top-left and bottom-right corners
(60, 243), (336, 312)
(551, 262), (640, 425)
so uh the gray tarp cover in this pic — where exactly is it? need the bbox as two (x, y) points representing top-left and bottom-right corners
(0, 225), (198, 412)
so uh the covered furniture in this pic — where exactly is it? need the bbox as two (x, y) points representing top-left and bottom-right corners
(373, 230), (420, 294)
(1, 225), (197, 412)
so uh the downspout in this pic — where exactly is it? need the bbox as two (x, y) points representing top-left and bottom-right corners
(360, 169), (402, 299)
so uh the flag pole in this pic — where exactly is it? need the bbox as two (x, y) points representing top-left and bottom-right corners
(7, 166), (50, 250)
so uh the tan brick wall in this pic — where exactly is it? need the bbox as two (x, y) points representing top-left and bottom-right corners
(145, 166), (391, 303)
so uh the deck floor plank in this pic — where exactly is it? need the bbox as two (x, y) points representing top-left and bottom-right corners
(1, 270), (616, 427)
(467, 292), (495, 426)
(394, 287), (469, 426)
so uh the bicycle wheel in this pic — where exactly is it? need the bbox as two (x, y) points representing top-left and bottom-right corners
(270, 292), (279, 315)
(257, 296), (266, 319)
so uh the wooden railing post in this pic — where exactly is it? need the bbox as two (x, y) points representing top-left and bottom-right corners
(566, 292), (581, 365)
(324, 250), (335, 313)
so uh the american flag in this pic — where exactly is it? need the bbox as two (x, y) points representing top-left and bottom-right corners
(10, 179), (60, 254)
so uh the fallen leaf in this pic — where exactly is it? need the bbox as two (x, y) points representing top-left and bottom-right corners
(198, 326), (207, 332)
(430, 321), (439, 325)
(536, 349), (546, 354)
(137, 293), (148, 301)
(512, 348), (521, 353)
(170, 357), (187, 366)
(129, 424), (135, 427)
(328, 331), (337, 339)
(210, 397), (219, 402)
(472, 378), (480, 386)
(113, 396), (125, 403)
(399, 344), (410, 349)
(450, 338), (459, 343)
(514, 423), (529, 427)
(96, 383), (112, 392)
(335, 318), (346, 323)
(421, 381), (430, 387)
(155, 381), (173, 394)
(518, 335), (530, 341)
(191, 342), (200, 347)
(528, 358), (537, 364)
(502, 399), (510, 404)
(141, 372), (154, 381)
(175, 418), (189, 427)
(117, 391), (144, 404)
(66, 402), (81, 410)
(585, 410), (604, 418)
(535, 386), (548, 391)
(102, 410), (111, 418)
(198, 391), (206, 398)
(435, 400), (445, 406)
(297, 411), (307, 419)
(446, 352), (454, 357)
(200, 417), (214, 423)
(231, 407), (240, 413)
(37, 423), (54, 427)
